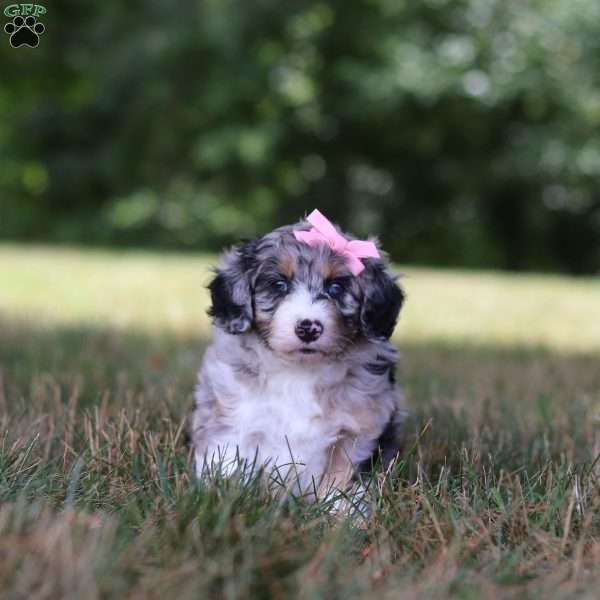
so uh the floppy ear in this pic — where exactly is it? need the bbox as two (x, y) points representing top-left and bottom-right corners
(359, 263), (405, 341)
(208, 240), (258, 334)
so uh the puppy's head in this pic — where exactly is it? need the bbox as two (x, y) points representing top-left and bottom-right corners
(208, 218), (404, 360)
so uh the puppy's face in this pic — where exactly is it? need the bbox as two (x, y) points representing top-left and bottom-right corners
(252, 248), (358, 359)
(208, 222), (404, 361)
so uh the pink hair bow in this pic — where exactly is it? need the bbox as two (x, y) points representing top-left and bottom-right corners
(293, 209), (380, 275)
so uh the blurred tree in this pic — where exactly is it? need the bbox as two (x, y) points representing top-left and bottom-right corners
(0, 0), (599, 273)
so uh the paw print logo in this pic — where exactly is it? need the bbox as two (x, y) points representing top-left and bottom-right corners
(4, 15), (45, 48)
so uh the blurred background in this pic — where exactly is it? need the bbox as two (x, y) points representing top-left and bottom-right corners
(1, 0), (600, 274)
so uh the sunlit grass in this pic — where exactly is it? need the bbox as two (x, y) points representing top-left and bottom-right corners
(401, 267), (600, 352)
(2, 243), (599, 352)
(0, 244), (212, 335)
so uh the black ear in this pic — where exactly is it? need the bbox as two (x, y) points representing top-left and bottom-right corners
(360, 264), (404, 341)
(208, 240), (258, 334)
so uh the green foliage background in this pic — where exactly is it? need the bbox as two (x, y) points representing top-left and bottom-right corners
(1, 0), (599, 273)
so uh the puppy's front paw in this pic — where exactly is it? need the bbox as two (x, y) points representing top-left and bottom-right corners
(195, 446), (245, 479)
(325, 483), (370, 526)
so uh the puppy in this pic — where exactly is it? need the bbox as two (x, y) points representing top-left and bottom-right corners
(190, 210), (405, 499)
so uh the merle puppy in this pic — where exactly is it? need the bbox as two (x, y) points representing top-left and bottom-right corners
(190, 210), (405, 498)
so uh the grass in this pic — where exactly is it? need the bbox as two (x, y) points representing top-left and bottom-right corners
(1, 243), (600, 598)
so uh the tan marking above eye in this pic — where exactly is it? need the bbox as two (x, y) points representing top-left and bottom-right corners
(320, 258), (349, 280)
(278, 256), (295, 279)
(320, 260), (333, 280)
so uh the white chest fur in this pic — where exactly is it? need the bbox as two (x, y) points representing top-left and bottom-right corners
(215, 362), (341, 485)
(237, 368), (334, 457)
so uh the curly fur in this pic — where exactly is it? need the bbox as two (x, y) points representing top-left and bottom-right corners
(190, 217), (406, 498)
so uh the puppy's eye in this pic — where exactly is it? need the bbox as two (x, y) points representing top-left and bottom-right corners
(326, 281), (345, 298)
(271, 279), (289, 294)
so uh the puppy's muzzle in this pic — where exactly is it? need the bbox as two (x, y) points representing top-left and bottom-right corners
(295, 319), (323, 343)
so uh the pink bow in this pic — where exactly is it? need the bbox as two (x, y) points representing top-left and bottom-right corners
(293, 209), (380, 275)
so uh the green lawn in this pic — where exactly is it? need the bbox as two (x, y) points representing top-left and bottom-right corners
(1, 244), (600, 598)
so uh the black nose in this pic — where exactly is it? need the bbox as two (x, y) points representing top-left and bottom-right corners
(295, 319), (323, 343)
